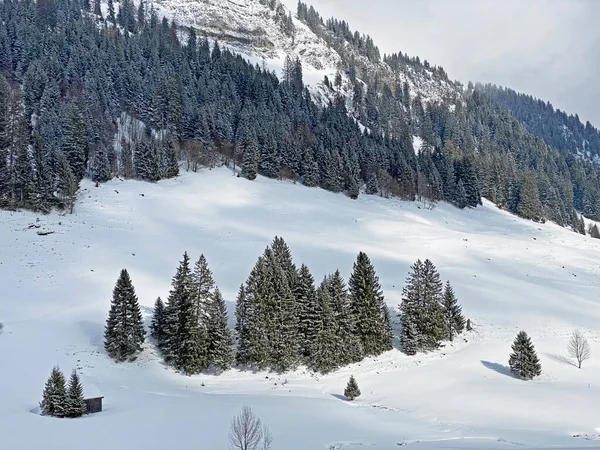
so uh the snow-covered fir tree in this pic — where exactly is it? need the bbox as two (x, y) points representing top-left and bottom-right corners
(236, 255), (271, 368)
(509, 331), (542, 380)
(104, 269), (146, 362)
(327, 270), (363, 365)
(162, 252), (205, 374)
(399, 259), (445, 354)
(295, 264), (318, 360)
(265, 248), (300, 372)
(205, 288), (234, 371)
(150, 297), (167, 344)
(40, 366), (68, 418)
(311, 281), (338, 373)
(344, 375), (361, 400)
(349, 252), (392, 355)
(441, 281), (465, 341)
(65, 370), (86, 418)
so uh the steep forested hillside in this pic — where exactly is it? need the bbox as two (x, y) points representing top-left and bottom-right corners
(479, 83), (600, 163)
(1, 0), (599, 227)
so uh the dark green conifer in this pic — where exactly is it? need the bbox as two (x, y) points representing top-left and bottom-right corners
(508, 331), (542, 380)
(441, 281), (465, 341)
(344, 375), (361, 400)
(349, 252), (392, 356)
(66, 370), (86, 418)
(40, 366), (67, 418)
(206, 288), (234, 371)
(311, 282), (337, 373)
(104, 269), (146, 362)
(150, 297), (167, 344)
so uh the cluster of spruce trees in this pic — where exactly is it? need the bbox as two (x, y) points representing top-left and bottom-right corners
(147, 238), (393, 374)
(234, 238), (392, 373)
(40, 367), (86, 418)
(150, 253), (234, 374)
(103, 237), (393, 375)
(399, 259), (466, 355)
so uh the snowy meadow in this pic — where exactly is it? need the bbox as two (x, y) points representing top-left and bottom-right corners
(1, 168), (600, 449)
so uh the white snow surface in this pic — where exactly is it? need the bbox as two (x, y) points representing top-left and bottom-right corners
(2, 168), (600, 449)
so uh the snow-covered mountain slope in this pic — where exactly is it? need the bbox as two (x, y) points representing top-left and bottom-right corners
(150, 0), (459, 105)
(2, 168), (600, 449)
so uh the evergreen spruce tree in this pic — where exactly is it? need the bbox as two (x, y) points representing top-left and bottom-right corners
(508, 331), (542, 380)
(399, 259), (445, 354)
(65, 370), (86, 418)
(344, 375), (361, 400)
(205, 288), (234, 371)
(518, 172), (543, 221)
(441, 281), (465, 341)
(163, 252), (204, 374)
(466, 318), (472, 331)
(266, 249), (300, 372)
(150, 297), (167, 344)
(311, 281), (338, 373)
(240, 133), (259, 180)
(234, 284), (247, 351)
(296, 264), (318, 359)
(590, 224), (600, 239)
(91, 145), (111, 183)
(104, 269), (146, 362)
(349, 252), (392, 355)
(236, 256), (271, 368)
(301, 150), (319, 187)
(328, 270), (363, 365)
(40, 366), (67, 418)
(107, 0), (116, 23)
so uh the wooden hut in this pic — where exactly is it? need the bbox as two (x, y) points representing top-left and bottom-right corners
(83, 384), (104, 414)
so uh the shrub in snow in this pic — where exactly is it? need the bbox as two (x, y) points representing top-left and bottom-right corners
(344, 375), (361, 400)
(508, 331), (541, 380)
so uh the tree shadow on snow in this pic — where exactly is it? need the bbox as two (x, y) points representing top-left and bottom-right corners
(331, 393), (349, 402)
(480, 360), (515, 378)
(544, 353), (577, 367)
(78, 320), (104, 351)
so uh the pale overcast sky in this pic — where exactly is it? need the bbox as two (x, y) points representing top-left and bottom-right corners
(281, 0), (600, 127)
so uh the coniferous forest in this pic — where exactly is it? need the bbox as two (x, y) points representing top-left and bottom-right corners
(102, 236), (466, 375)
(0, 0), (600, 230)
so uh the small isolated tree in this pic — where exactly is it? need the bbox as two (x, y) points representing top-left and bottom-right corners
(466, 318), (472, 331)
(568, 330), (591, 369)
(40, 366), (68, 418)
(229, 405), (272, 450)
(344, 375), (361, 400)
(508, 331), (542, 380)
(590, 224), (600, 239)
(66, 370), (86, 418)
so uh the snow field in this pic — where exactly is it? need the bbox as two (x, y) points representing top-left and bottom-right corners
(2, 167), (600, 449)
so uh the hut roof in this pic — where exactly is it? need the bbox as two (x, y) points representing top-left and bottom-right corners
(83, 383), (104, 399)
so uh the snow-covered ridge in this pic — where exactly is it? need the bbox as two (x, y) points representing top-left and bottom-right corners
(150, 0), (459, 106)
